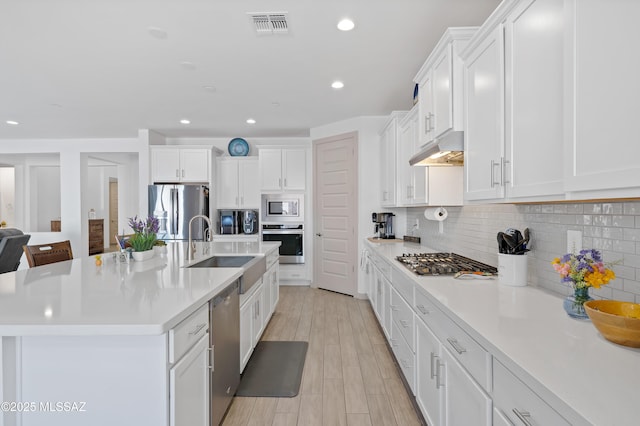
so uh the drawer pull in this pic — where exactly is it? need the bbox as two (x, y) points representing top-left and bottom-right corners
(390, 338), (399, 347)
(400, 359), (411, 369)
(400, 319), (409, 328)
(416, 304), (430, 315)
(447, 337), (467, 354)
(430, 352), (438, 379)
(188, 322), (207, 336)
(390, 304), (399, 312)
(512, 409), (533, 426)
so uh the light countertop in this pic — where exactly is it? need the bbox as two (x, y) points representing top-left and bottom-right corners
(365, 239), (640, 426)
(0, 241), (280, 336)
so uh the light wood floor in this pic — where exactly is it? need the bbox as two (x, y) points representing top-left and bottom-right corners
(222, 286), (424, 426)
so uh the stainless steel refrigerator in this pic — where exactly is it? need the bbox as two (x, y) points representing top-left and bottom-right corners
(148, 184), (209, 241)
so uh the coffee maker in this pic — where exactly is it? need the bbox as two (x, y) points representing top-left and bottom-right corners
(242, 210), (258, 234)
(372, 212), (395, 239)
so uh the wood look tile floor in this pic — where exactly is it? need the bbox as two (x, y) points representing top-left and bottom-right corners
(222, 287), (424, 426)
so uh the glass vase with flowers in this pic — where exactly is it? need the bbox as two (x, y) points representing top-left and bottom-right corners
(552, 249), (618, 319)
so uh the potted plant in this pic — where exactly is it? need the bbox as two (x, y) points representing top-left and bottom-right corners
(127, 215), (159, 261)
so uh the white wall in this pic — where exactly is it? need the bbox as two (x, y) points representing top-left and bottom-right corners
(0, 167), (15, 226)
(310, 116), (395, 297)
(33, 167), (61, 232)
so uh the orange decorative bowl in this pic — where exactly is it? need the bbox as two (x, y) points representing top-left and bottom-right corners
(584, 300), (640, 348)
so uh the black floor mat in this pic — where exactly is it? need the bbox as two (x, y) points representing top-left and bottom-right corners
(236, 341), (308, 397)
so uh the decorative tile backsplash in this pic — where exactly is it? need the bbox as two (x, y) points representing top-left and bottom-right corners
(406, 201), (640, 302)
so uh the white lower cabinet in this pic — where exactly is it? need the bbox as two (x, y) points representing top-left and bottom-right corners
(239, 252), (280, 372)
(416, 318), (444, 426)
(240, 280), (265, 372)
(441, 347), (492, 426)
(170, 334), (210, 426)
(240, 294), (254, 371)
(493, 359), (571, 426)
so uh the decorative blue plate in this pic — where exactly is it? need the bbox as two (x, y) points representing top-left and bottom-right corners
(228, 138), (249, 156)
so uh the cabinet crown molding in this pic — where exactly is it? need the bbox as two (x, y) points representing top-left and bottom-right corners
(414, 26), (478, 83)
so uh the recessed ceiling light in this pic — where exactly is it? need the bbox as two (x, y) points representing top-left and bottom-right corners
(331, 81), (344, 89)
(180, 119), (191, 125)
(337, 19), (355, 31)
(271, 101), (280, 107)
(203, 86), (217, 92)
(147, 26), (168, 39)
(246, 118), (256, 124)
(49, 103), (63, 108)
(180, 61), (196, 71)
(6, 120), (19, 125)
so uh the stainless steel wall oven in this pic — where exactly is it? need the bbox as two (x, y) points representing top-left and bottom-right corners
(262, 224), (304, 264)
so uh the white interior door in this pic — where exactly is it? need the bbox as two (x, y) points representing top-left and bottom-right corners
(313, 132), (358, 296)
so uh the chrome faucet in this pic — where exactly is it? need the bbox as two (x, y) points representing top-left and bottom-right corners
(188, 214), (213, 261)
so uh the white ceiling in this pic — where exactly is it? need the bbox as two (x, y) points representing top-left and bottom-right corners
(0, 0), (500, 140)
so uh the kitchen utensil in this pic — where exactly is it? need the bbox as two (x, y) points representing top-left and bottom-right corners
(502, 233), (519, 254)
(584, 300), (640, 348)
(497, 232), (506, 254)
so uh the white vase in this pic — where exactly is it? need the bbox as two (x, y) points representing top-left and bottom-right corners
(132, 249), (154, 262)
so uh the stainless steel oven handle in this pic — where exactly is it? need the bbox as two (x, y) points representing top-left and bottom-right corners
(262, 230), (304, 235)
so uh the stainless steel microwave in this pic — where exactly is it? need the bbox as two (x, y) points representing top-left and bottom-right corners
(261, 194), (304, 223)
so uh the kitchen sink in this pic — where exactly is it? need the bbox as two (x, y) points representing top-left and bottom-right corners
(187, 255), (266, 294)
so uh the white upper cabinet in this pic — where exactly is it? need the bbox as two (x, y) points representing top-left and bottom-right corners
(259, 148), (306, 192)
(398, 107), (427, 206)
(462, 25), (505, 201)
(151, 147), (210, 183)
(416, 28), (477, 146)
(216, 157), (259, 209)
(380, 112), (405, 207)
(463, 0), (565, 202)
(564, 0), (640, 198)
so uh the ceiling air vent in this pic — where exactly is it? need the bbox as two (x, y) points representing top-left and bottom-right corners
(249, 12), (289, 34)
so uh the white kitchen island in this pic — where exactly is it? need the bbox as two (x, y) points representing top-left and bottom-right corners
(0, 241), (280, 426)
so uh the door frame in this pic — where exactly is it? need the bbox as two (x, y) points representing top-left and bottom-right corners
(312, 131), (359, 296)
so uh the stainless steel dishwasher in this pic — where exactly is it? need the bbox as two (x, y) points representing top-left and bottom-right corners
(210, 279), (240, 426)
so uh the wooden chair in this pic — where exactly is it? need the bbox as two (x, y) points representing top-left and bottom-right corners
(22, 240), (74, 268)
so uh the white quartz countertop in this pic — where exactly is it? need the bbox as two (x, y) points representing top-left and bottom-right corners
(0, 241), (280, 336)
(365, 240), (640, 426)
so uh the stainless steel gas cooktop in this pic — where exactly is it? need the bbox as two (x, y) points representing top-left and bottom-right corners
(396, 253), (498, 276)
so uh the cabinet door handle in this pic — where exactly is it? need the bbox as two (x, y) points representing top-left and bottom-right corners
(428, 113), (435, 132)
(447, 337), (467, 354)
(435, 359), (444, 388)
(512, 409), (533, 426)
(424, 115), (430, 135)
(502, 158), (510, 184)
(490, 160), (501, 188)
(416, 304), (429, 315)
(176, 169), (180, 178)
(400, 319), (409, 328)
(278, 178), (282, 188)
(188, 322), (207, 336)
(284, 178), (287, 188)
(430, 352), (437, 379)
(209, 347), (214, 371)
(182, 169), (185, 178)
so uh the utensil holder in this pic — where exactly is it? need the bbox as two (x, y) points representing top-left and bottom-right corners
(498, 253), (528, 287)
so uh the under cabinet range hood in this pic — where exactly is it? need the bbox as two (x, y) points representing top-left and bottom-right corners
(409, 131), (464, 166)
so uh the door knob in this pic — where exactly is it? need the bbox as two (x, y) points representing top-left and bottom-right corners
(316, 233), (322, 237)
